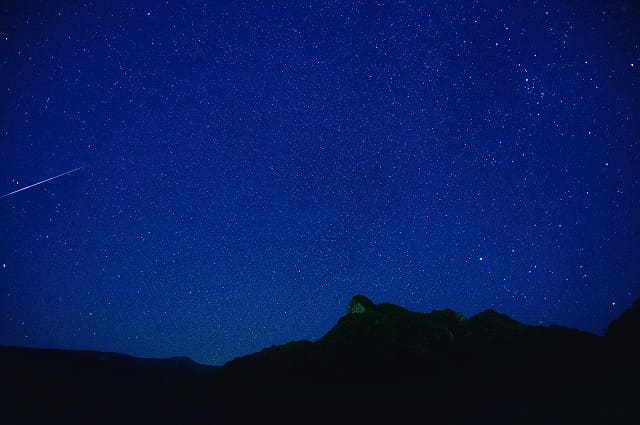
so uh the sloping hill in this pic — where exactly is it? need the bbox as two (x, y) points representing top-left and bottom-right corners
(2, 295), (638, 424)
(1, 346), (218, 424)
(214, 295), (637, 424)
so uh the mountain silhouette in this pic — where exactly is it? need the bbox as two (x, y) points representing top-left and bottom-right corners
(2, 295), (638, 424)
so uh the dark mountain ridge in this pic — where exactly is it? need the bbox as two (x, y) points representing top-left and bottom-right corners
(2, 295), (638, 424)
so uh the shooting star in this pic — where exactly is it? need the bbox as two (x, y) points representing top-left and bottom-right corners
(1, 166), (85, 199)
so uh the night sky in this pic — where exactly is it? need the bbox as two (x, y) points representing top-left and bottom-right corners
(1, 1), (638, 365)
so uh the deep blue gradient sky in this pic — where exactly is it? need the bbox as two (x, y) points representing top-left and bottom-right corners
(1, 1), (639, 365)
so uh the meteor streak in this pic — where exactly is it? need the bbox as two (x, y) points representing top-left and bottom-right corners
(1, 166), (85, 199)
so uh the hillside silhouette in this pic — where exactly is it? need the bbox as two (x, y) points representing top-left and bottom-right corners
(2, 295), (638, 424)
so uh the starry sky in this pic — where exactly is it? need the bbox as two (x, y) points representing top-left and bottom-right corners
(1, 1), (639, 365)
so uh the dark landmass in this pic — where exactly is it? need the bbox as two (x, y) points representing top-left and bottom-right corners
(2, 296), (638, 424)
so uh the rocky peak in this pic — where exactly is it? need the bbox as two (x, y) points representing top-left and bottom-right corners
(346, 295), (374, 314)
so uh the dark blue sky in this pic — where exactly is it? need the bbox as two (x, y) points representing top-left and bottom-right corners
(1, 1), (638, 365)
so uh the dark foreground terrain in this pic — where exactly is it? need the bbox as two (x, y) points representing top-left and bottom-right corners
(2, 296), (639, 424)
